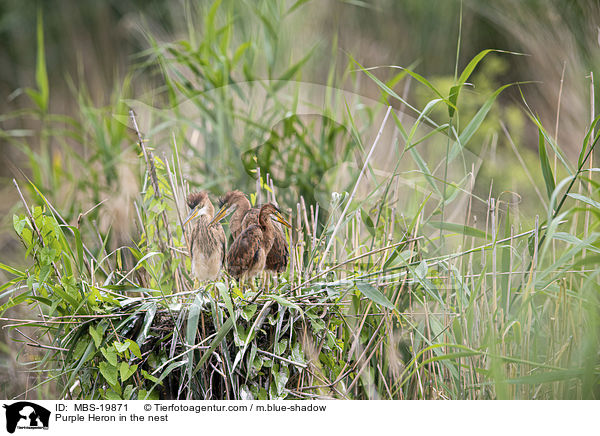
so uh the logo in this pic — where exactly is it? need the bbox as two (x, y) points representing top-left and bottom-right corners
(2, 402), (50, 434)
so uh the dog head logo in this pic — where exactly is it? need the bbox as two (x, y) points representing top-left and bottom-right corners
(3, 402), (50, 433)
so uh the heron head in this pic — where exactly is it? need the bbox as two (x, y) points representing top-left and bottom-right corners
(208, 202), (234, 227)
(184, 191), (212, 226)
(218, 190), (249, 209)
(261, 203), (292, 229)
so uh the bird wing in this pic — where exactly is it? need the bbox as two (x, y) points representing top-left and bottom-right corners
(266, 226), (289, 273)
(241, 208), (259, 231)
(226, 225), (262, 278)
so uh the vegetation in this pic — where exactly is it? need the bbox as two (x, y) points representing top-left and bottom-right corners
(0, 0), (598, 400)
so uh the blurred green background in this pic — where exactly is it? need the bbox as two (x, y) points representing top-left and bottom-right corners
(0, 0), (598, 399)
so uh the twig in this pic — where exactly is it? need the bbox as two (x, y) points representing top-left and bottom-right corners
(256, 349), (307, 368)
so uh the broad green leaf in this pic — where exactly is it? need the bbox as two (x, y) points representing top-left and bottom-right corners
(100, 346), (118, 366)
(242, 304), (258, 321)
(113, 341), (130, 354)
(99, 361), (118, 386)
(104, 390), (121, 400)
(119, 362), (138, 382)
(124, 339), (141, 359)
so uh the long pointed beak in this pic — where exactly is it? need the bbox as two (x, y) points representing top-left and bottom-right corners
(272, 211), (292, 229)
(184, 207), (199, 227)
(208, 204), (229, 227)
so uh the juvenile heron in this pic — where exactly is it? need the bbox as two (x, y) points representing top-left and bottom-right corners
(184, 191), (226, 286)
(221, 203), (291, 285)
(216, 190), (252, 240)
(213, 191), (290, 275)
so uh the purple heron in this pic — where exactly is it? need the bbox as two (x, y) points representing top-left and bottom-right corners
(215, 203), (291, 285)
(184, 191), (226, 287)
(214, 191), (290, 275)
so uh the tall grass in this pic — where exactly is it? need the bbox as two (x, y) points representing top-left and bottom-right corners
(0, 0), (598, 400)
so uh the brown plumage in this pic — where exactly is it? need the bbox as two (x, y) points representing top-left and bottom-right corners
(225, 203), (291, 280)
(184, 191), (226, 283)
(218, 190), (252, 239)
(216, 191), (289, 274)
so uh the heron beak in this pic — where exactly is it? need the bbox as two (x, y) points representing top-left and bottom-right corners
(184, 207), (199, 227)
(208, 204), (229, 227)
(272, 211), (292, 228)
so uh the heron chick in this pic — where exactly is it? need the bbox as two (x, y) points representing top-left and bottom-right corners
(184, 191), (226, 286)
(213, 191), (290, 275)
(217, 203), (291, 285)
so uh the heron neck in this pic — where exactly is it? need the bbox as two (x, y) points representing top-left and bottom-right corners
(258, 210), (276, 250)
(231, 197), (251, 231)
(258, 208), (274, 229)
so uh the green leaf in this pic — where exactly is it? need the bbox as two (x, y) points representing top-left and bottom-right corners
(141, 369), (162, 385)
(568, 193), (600, 211)
(415, 260), (428, 280)
(538, 128), (556, 200)
(12, 215), (28, 236)
(578, 115), (600, 168)
(266, 294), (303, 315)
(355, 282), (394, 310)
(186, 293), (202, 382)
(273, 367), (289, 396)
(119, 362), (138, 382)
(458, 83), (514, 147)
(100, 346), (118, 366)
(0, 262), (25, 278)
(99, 362), (118, 386)
(34, 8), (49, 112)
(124, 339), (141, 359)
(192, 317), (234, 376)
(448, 85), (460, 118)
(428, 221), (490, 239)
(123, 384), (134, 400)
(506, 369), (584, 385)
(104, 390), (121, 400)
(114, 340), (130, 354)
(242, 304), (257, 321)
(450, 49), (494, 117)
(216, 282), (235, 320)
(272, 45), (316, 92)
(89, 325), (103, 348)
(136, 301), (157, 345)
(187, 294), (202, 347)
(138, 389), (159, 400)
(274, 339), (288, 355)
